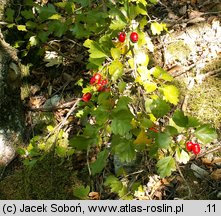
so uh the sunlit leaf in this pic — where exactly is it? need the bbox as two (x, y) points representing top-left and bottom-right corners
(84, 39), (107, 58)
(17, 25), (27, 31)
(111, 47), (121, 60)
(143, 81), (157, 93)
(163, 85), (179, 105)
(108, 60), (123, 81)
(29, 36), (38, 46)
(48, 14), (62, 20)
(176, 149), (190, 164)
(151, 22), (167, 35)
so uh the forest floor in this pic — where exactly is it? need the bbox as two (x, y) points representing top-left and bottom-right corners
(0, 0), (221, 200)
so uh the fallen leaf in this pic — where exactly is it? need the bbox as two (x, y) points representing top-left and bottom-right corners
(89, 192), (100, 200)
(210, 169), (221, 181)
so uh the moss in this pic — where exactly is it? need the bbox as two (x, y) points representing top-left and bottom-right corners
(186, 77), (221, 131)
(0, 155), (83, 199)
(200, 56), (221, 74)
(166, 40), (191, 62)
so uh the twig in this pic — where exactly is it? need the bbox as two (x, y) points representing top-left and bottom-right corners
(56, 98), (81, 132)
(190, 144), (221, 160)
(87, 146), (92, 176)
(28, 98), (80, 112)
(175, 160), (192, 199)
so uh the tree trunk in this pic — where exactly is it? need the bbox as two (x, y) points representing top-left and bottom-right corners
(0, 0), (24, 166)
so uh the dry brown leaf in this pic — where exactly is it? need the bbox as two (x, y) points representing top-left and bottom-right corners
(212, 158), (221, 165)
(210, 169), (221, 181)
(89, 192), (100, 200)
(201, 157), (213, 166)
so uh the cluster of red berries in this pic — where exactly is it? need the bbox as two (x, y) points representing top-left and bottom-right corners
(186, 141), (201, 155)
(82, 73), (109, 102)
(118, 31), (139, 43)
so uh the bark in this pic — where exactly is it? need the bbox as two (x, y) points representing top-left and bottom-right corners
(0, 0), (24, 166)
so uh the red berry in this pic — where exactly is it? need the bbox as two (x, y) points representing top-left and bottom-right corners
(93, 73), (102, 83)
(192, 143), (200, 155)
(96, 83), (103, 92)
(130, 32), (138, 43)
(82, 92), (92, 102)
(118, 32), (126, 42)
(90, 76), (96, 85)
(186, 141), (193, 152)
(101, 79), (108, 86)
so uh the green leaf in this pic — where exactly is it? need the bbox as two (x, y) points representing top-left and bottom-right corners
(157, 156), (176, 178)
(5, 8), (15, 22)
(84, 39), (107, 58)
(48, 20), (68, 37)
(163, 85), (179, 105)
(141, 118), (153, 128)
(164, 126), (178, 136)
(90, 150), (109, 175)
(194, 124), (218, 144)
(55, 146), (67, 157)
(118, 81), (126, 93)
(38, 31), (49, 42)
(38, 4), (57, 21)
(71, 23), (90, 38)
(73, 185), (90, 200)
(26, 21), (37, 29)
(17, 148), (26, 156)
(108, 60), (123, 81)
(73, 0), (90, 7)
(187, 116), (200, 128)
(92, 107), (109, 125)
(111, 110), (133, 136)
(172, 110), (188, 127)
(115, 96), (131, 111)
(156, 132), (171, 149)
(150, 98), (170, 118)
(69, 135), (97, 150)
(114, 140), (136, 163)
(21, 10), (35, 19)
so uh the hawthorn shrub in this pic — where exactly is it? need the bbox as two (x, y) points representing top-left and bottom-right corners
(6, 0), (218, 199)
